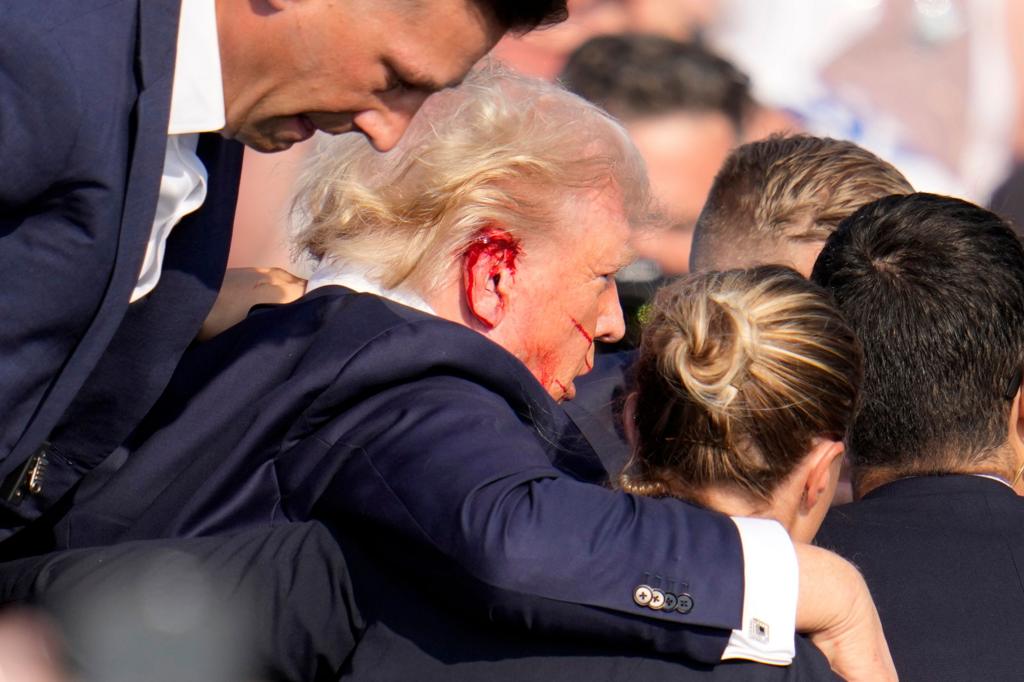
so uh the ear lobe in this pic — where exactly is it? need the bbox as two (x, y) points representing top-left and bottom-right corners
(462, 231), (520, 330)
(802, 440), (845, 511)
(1006, 386), (1024, 490)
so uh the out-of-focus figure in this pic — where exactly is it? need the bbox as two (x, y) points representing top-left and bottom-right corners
(492, 0), (720, 79)
(560, 33), (792, 347)
(0, 610), (67, 682)
(709, 0), (1014, 201)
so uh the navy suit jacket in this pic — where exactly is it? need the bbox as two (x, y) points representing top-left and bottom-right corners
(336, 529), (837, 681)
(43, 287), (749, 663)
(816, 475), (1024, 681)
(0, 0), (241, 529)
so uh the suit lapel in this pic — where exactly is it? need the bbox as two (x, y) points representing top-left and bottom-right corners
(114, 0), (180, 306)
(0, 0), (184, 488)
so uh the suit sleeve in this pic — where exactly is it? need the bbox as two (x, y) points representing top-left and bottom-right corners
(0, 12), (129, 474)
(311, 376), (746, 663)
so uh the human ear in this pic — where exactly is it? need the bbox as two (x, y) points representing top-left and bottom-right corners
(462, 229), (520, 330)
(1006, 382), (1024, 493)
(802, 439), (845, 512)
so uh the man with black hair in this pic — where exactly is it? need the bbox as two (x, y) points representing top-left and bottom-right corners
(811, 192), (1024, 682)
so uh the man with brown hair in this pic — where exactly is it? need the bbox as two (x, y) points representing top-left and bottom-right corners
(689, 134), (913, 276)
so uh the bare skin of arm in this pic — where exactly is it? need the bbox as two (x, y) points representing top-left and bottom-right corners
(795, 543), (897, 681)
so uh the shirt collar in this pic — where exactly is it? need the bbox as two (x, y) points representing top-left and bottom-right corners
(306, 260), (436, 315)
(168, 0), (226, 135)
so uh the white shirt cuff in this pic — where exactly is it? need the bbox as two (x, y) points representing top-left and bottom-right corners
(720, 516), (798, 665)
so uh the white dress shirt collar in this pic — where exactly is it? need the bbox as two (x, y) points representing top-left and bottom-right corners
(168, 0), (225, 135)
(306, 260), (436, 315)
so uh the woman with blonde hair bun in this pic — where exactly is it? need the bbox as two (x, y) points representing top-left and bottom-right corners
(623, 265), (862, 543)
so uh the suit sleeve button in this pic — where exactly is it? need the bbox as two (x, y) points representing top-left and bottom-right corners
(662, 592), (678, 611)
(633, 584), (653, 606)
(675, 593), (694, 614)
(648, 589), (666, 610)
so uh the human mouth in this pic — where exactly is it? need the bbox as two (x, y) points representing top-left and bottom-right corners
(295, 114), (317, 141)
(275, 115), (317, 146)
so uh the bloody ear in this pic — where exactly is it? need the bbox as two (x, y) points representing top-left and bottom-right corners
(462, 229), (521, 329)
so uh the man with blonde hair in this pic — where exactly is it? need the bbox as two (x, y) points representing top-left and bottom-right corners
(689, 134), (913, 276)
(33, 70), (892, 679)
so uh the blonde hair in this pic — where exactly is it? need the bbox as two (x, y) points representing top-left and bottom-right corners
(621, 266), (862, 504)
(291, 64), (654, 293)
(691, 134), (913, 272)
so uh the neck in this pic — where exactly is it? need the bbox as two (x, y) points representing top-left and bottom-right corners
(853, 459), (1023, 499)
(698, 485), (774, 521)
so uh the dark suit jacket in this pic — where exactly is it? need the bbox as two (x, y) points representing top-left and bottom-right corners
(40, 287), (752, 663)
(0, 0), (242, 531)
(336, 529), (838, 681)
(816, 475), (1024, 682)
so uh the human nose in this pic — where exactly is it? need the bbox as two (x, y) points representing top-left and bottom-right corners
(595, 278), (626, 343)
(351, 91), (431, 152)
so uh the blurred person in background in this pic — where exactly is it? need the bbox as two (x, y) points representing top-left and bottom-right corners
(812, 193), (1024, 681)
(708, 0), (1019, 201)
(491, 0), (721, 79)
(0, 0), (564, 538)
(560, 33), (793, 352)
(31, 68), (894, 681)
(561, 34), (756, 278)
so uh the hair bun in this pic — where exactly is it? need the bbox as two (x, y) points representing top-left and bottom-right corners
(659, 290), (757, 412)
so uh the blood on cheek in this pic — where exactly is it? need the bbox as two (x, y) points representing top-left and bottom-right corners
(570, 316), (594, 371)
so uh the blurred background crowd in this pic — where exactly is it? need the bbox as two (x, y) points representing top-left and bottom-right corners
(230, 0), (1024, 351)
(232, 0), (1024, 272)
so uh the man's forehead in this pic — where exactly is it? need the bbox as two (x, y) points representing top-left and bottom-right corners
(387, 0), (505, 83)
(571, 192), (635, 265)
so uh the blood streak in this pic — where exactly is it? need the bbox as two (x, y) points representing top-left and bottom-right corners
(570, 317), (594, 344)
(553, 379), (570, 396)
(463, 228), (521, 326)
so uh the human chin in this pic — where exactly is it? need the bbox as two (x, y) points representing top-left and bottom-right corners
(233, 116), (316, 153)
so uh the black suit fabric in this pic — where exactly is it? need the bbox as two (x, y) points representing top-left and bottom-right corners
(335, 530), (839, 682)
(0, 0), (241, 531)
(35, 287), (751, 663)
(816, 475), (1024, 682)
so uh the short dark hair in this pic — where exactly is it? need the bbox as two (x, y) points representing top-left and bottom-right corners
(477, 0), (568, 32)
(811, 193), (1024, 475)
(559, 34), (753, 131)
(691, 135), (913, 272)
